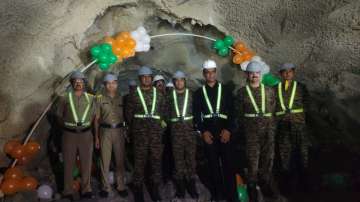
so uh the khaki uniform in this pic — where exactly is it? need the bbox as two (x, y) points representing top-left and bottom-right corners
(56, 91), (96, 195)
(96, 93), (126, 192)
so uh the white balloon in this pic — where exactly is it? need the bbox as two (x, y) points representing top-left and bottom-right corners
(135, 42), (144, 52)
(240, 61), (250, 71)
(130, 31), (141, 40)
(137, 26), (147, 36)
(141, 35), (151, 44)
(251, 56), (262, 62)
(143, 44), (151, 52)
(262, 64), (270, 75)
(108, 171), (115, 185)
(37, 185), (53, 199)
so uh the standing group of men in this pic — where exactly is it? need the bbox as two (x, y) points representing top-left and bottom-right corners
(55, 59), (310, 202)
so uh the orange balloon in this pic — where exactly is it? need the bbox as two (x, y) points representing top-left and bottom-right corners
(3, 140), (21, 155)
(124, 38), (136, 49)
(233, 54), (244, 64)
(104, 36), (115, 45)
(24, 141), (40, 156)
(241, 52), (254, 61)
(115, 37), (126, 47)
(119, 48), (132, 58)
(236, 174), (244, 185)
(10, 145), (26, 159)
(234, 41), (247, 52)
(1, 179), (21, 195)
(112, 46), (122, 55)
(18, 155), (32, 165)
(72, 180), (80, 192)
(20, 176), (38, 191)
(119, 32), (131, 39)
(4, 167), (24, 180)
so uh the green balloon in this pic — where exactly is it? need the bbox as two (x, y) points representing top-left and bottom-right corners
(98, 53), (109, 63)
(90, 46), (101, 57)
(237, 186), (249, 202)
(99, 63), (109, 71)
(109, 54), (118, 64)
(72, 166), (80, 178)
(213, 39), (225, 50)
(101, 43), (112, 53)
(223, 35), (234, 46)
(262, 73), (280, 86)
(217, 47), (229, 57)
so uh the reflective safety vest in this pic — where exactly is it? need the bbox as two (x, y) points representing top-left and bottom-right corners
(202, 83), (228, 119)
(170, 89), (193, 122)
(134, 87), (161, 119)
(64, 92), (92, 127)
(275, 81), (304, 116)
(244, 84), (272, 118)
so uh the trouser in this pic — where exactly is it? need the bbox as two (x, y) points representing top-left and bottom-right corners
(245, 121), (275, 185)
(99, 127), (126, 192)
(172, 128), (197, 181)
(203, 131), (237, 201)
(162, 127), (174, 181)
(62, 130), (93, 195)
(132, 122), (164, 187)
(276, 121), (309, 171)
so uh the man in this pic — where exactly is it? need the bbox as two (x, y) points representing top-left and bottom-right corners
(56, 71), (96, 200)
(153, 74), (166, 94)
(275, 63), (310, 193)
(94, 73), (128, 198)
(125, 66), (168, 202)
(193, 59), (237, 202)
(235, 61), (276, 201)
(169, 70), (198, 199)
(166, 81), (174, 92)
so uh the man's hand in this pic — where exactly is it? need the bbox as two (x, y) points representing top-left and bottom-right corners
(220, 129), (231, 143)
(95, 136), (100, 149)
(202, 131), (213, 144)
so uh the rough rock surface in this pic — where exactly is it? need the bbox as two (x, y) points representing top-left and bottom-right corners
(0, 0), (359, 168)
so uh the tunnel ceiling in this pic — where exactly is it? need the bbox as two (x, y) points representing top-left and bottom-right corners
(0, 0), (359, 165)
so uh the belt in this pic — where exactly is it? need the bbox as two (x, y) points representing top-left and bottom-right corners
(100, 122), (126, 129)
(63, 127), (91, 133)
(244, 112), (272, 118)
(170, 116), (193, 122)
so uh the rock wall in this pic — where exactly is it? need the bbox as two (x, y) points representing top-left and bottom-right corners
(0, 0), (359, 166)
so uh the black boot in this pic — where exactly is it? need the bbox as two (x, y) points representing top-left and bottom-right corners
(247, 182), (258, 202)
(174, 179), (185, 198)
(186, 178), (199, 199)
(149, 183), (162, 201)
(132, 185), (145, 202)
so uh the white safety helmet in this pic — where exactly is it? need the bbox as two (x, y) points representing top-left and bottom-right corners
(203, 59), (217, 69)
(153, 75), (165, 83)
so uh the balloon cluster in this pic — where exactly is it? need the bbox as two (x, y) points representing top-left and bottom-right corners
(0, 167), (38, 195)
(90, 43), (118, 71)
(90, 26), (151, 71)
(232, 41), (255, 65)
(3, 140), (40, 165)
(131, 26), (151, 52)
(212, 35), (235, 57)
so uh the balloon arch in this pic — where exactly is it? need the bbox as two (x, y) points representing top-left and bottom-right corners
(1, 26), (280, 199)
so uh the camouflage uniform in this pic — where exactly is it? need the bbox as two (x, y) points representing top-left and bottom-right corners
(235, 84), (276, 185)
(95, 93), (127, 192)
(56, 91), (96, 195)
(275, 81), (310, 172)
(125, 87), (167, 188)
(168, 89), (197, 181)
